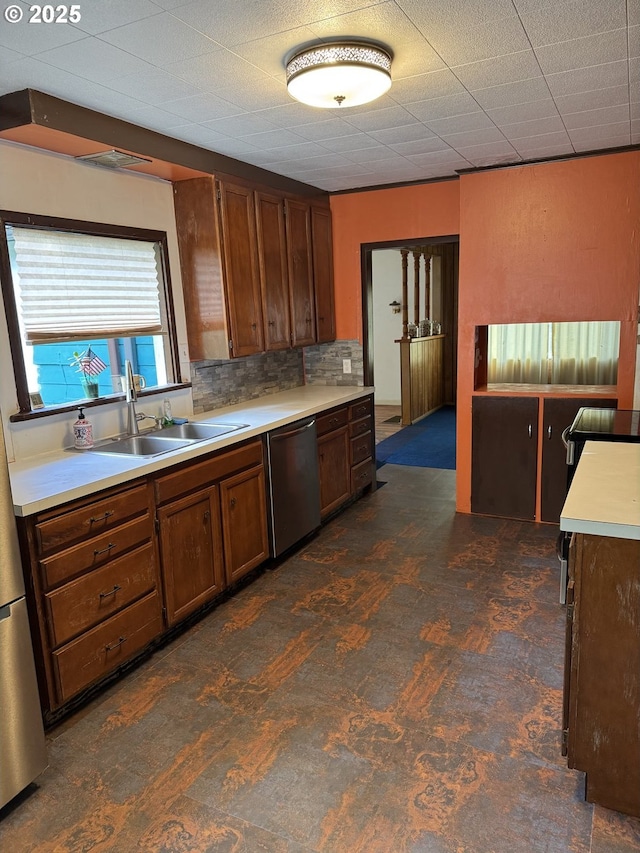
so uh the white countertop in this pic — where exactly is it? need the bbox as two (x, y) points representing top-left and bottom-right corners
(560, 441), (640, 541)
(9, 386), (374, 517)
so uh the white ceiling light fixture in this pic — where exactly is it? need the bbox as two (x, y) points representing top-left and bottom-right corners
(286, 41), (392, 109)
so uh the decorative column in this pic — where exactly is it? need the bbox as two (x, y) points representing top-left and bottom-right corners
(401, 249), (409, 340)
(413, 249), (421, 326)
(423, 253), (431, 320)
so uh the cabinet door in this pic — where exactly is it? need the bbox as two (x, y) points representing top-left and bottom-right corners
(311, 206), (336, 343)
(318, 426), (350, 518)
(540, 397), (617, 523)
(220, 465), (269, 585)
(285, 198), (316, 347)
(471, 396), (538, 520)
(255, 191), (291, 351)
(157, 487), (224, 626)
(217, 181), (264, 357)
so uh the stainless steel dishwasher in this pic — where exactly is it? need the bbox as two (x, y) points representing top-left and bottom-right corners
(266, 417), (321, 557)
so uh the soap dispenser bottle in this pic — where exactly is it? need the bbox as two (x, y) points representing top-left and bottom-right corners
(73, 407), (94, 449)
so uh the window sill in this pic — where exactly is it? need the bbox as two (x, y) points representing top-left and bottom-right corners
(9, 382), (192, 423)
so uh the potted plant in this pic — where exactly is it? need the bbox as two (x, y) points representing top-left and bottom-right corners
(70, 347), (107, 399)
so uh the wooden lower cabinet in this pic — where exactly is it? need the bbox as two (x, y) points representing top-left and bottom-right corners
(220, 464), (269, 584)
(157, 486), (224, 626)
(564, 532), (640, 817)
(318, 426), (350, 518)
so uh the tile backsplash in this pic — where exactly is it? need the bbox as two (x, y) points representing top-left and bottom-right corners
(190, 340), (364, 412)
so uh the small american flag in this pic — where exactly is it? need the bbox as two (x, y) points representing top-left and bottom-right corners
(79, 347), (107, 376)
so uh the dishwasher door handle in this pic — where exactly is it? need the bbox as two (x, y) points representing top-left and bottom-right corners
(269, 420), (316, 442)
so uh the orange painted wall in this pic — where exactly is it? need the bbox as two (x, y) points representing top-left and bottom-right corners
(330, 180), (460, 340)
(330, 150), (640, 514)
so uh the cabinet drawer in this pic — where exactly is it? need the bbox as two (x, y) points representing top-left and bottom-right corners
(39, 514), (153, 589)
(350, 432), (372, 467)
(349, 398), (372, 422)
(316, 407), (348, 436)
(52, 591), (163, 704)
(36, 484), (149, 556)
(351, 458), (373, 493)
(155, 440), (263, 505)
(350, 415), (372, 438)
(44, 543), (157, 648)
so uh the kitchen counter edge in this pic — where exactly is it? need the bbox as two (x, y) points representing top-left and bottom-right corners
(9, 386), (375, 517)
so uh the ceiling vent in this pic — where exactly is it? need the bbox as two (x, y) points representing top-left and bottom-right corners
(75, 149), (151, 169)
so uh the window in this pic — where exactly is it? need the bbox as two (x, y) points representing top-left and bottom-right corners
(486, 321), (620, 385)
(0, 212), (181, 416)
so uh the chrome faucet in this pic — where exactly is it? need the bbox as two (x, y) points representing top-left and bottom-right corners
(124, 359), (140, 435)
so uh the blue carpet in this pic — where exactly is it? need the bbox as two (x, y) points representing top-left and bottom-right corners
(377, 406), (456, 469)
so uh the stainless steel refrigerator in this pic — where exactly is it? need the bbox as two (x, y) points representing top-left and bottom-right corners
(0, 416), (47, 809)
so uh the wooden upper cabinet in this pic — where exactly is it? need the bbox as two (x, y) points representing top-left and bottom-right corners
(254, 190), (291, 351)
(311, 206), (336, 343)
(285, 198), (316, 348)
(217, 180), (264, 357)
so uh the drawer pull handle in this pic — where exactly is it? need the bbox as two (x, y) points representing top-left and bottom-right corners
(90, 510), (115, 524)
(99, 584), (121, 600)
(94, 542), (115, 557)
(230, 497), (237, 508)
(105, 636), (127, 652)
(329, 417), (339, 425)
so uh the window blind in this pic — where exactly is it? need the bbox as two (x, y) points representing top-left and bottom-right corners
(8, 226), (164, 344)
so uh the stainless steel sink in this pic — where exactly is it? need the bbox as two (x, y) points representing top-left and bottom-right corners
(88, 434), (193, 457)
(158, 422), (248, 441)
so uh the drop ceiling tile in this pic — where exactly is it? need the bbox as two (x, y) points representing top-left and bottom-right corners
(131, 105), (195, 132)
(256, 142), (335, 163)
(164, 49), (269, 92)
(454, 139), (519, 159)
(499, 115), (566, 140)
(204, 138), (265, 158)
(421, 15), (531, 67)
(388, 136), (451, 155)
(343, 105), (422, 132)
(0, 45), (25, 64)
(553, 85), (630, 114)
(487, 98), (560, 125)
(630, 27), (640, 59)
(512, 138), (574, 159)
(633, 103), (640, 120)
(534, 29), (628, 75)
(438, 126), (507, 147)
(632, 118), (640, 140)
(572, 133), (631, 151)
(452, 50), (542, 91)
(201, 112), (281, 137)
(424, 111), (497, 136)
(398, 0), (518, 29)
(390, 69), (466, 106)
(630, 0), (640, 25)
(317, 134), (386, 154)
(387, 41), (448, 80)
(406, 92), (482, 122)
(232, 27), (319, 80)
(345, 148), (410, 166)
(0, 4), (85, 53)
(214, 78), (291, 112)
(72, 0), (161, 36)
(99, 12), (217, 66)
(241, 128), (308, 149)
(105, 67), (201, 105)
(406, 147), (472, 166)
(517, 0), (627, 46)
(163, 92), (242, 122)
(510, 129), (573, 151)
(37, 37), (152, 83)
(546, 61), (629, 97)
(472, 76), (550, 109)
(293, 119), (362, 142)
(568, 122), (631, 143)
(256, 102), (326, 128)
(148, 0), (194, 8)
(632, 58), (640, 84)
(562, 104), (631, 129)
(170, 124), (237, 146)
(368, 123), (436, 145)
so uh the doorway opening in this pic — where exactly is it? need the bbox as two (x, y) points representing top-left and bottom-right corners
(361, 236), (459, 470)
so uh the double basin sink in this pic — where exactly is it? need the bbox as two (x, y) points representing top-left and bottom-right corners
(88, 422), (248, 458)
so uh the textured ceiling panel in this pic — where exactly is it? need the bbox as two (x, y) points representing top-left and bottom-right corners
(0, 0), (636, 191)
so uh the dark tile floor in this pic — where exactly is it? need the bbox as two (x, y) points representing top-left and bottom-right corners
(2, 464), (640, 852)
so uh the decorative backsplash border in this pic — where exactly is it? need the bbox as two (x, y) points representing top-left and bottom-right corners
(190, 340), (365, 412)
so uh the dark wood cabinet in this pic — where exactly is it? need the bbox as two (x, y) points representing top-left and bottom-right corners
(217, 180), (264, 357)
(540, 397), (616, 523)
(255, 190), (291, 351)
(311, 206), (336, 343)
(157, 486), (224, 626)
(318, 426), (351, 518)
(220, 464), (269, 584)
(471, 395), (539, 520)
(565, 532), (640, 817)
(285, 198), (316, 348)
